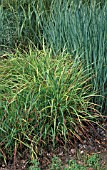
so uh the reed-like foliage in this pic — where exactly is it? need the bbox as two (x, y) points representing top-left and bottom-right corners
(0, 5), (17, 52)
(0, 0), (50, 52)
(0, 50), (101, 160)
(42, 0), (107, 113)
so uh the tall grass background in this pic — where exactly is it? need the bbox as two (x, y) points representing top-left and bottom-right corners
(42, 0), (107, 112)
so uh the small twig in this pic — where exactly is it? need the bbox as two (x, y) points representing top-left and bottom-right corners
(14, 140), (17, 170)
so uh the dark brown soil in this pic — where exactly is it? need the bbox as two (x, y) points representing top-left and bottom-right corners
(0, 121), (107, 170)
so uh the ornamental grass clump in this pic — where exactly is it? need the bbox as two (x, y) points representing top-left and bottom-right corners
(0, 50), (102, 160)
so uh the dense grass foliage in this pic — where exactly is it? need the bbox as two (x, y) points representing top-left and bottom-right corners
(0, 0), (106, 167)
(42, 0), (107, 112)
(0, 50), (102, 160)
(0, 0), (107, 112)
(0, 0), (44, 52)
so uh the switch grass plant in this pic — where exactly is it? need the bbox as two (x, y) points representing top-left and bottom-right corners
(0, 49), (102, 162)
